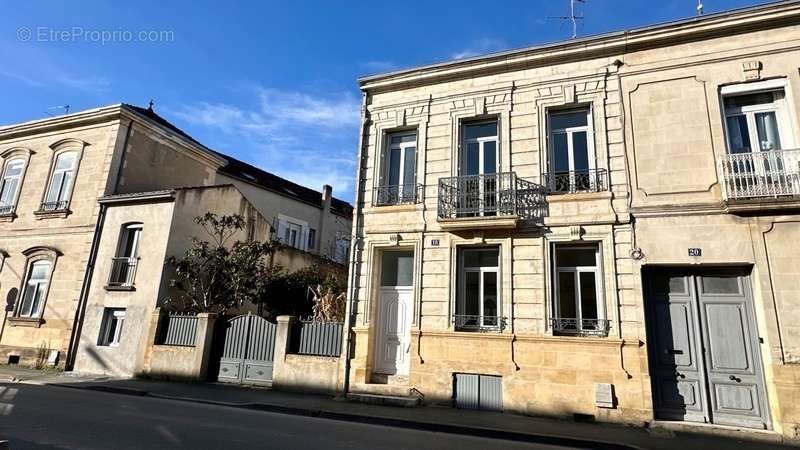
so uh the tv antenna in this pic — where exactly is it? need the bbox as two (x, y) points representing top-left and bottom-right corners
(549, 0), (586, 39)
(697, 0), (704, 15)
(44, 105), (70, 116)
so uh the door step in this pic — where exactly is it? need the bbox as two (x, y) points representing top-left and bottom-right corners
(347, 393), (420, 408)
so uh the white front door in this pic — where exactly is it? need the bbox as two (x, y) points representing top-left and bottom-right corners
(375, 287), (413, 375)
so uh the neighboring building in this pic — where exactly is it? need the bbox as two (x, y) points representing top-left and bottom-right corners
(0, 103), (352, 372)
(346, 0), (800, 439)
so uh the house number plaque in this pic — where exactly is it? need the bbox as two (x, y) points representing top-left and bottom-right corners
(688, 248), (702, 257)
(431, 239), (440, 246)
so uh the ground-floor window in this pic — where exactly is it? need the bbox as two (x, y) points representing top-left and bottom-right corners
(455, 246), (503, 331)
(99, 308), (126, 347)
(551, 243), (607, 336)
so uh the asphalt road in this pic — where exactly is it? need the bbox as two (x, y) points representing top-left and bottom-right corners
(0, 383), (579, 450)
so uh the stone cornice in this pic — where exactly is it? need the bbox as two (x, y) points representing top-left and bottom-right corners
(359, 0), (800, 92)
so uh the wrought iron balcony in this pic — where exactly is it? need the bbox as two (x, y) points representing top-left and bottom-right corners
(108, 257), (139, 287)
(550, 318), (610, 337)
(39, 200), (69, 212)
(373, 184), (423, 206)
(719, 148), (800, 201)
(453, 314), (507, 332)
(437, 172), (546, 226)
(543, 169), (608, 194)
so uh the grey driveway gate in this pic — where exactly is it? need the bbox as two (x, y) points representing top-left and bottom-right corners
(217, 313), (277, 385)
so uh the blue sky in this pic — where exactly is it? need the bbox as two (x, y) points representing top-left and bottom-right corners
(1, 0), (769, 202)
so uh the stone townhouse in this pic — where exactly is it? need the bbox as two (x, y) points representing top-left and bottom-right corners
(344, 0), (800, 439)
(0, 103), (352, 372)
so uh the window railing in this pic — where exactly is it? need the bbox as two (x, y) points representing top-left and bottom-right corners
(718, 148), (800, 200)
(543, 169), (608, 194)
(39, 200), (69, 212)
(0, 204), (14, 215)
(453, 314), (507, 332)
(374, 184), (423, 206)
(108, 257), (139, 287)
(438, 172), (546, 220)
(550, 318), (610, 337)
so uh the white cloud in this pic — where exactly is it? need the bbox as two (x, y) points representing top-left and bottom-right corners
(166, 87), (361, 201)
(451, 37), (507, 59)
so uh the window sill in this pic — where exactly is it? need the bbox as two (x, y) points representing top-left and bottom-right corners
(8, 316), (44, 328)
(0, 212), (17, 223)
(34, 209), (72, 220)
(104, 285), (136, 292)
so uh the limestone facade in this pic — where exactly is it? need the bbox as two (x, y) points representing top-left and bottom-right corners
(348, 1), (800, 438)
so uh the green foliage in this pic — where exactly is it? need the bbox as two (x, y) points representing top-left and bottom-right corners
(165, 213), (278, 315)
(261, 265), (347, 319)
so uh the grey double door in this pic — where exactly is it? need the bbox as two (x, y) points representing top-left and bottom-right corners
(216, 314), (277, 385)
(645, 269), (769, 429)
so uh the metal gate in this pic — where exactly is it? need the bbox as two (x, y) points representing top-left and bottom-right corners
(217, 313), (277, 385)
(644, 268), (770, 429)
(454, 373), (503, 411)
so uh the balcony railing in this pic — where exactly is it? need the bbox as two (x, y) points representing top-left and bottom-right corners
(0, 204), (14, 215)
(374, 184), (423, 206)
(719, 148), (800, 201)
(108, 257), (139, 287)
(543, 169), (607, 194)
(453, 314), (507, 332)
(437, 172), (546, 221)
(550, 318), (610, 337)
(39, 200), (69, 212)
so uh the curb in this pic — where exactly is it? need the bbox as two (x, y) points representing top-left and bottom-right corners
(41, 382), (640, 450)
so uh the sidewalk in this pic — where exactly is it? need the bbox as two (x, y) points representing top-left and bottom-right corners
(0, 365), (793, 450)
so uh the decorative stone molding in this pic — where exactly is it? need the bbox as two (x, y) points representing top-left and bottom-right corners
(569, 225), (585, 240)
(742, 60), (762, 80)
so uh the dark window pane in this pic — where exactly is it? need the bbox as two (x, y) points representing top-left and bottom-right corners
(556, 247), (597, 267)
(403, 147), (416, 184)
(549, 110), (588, 130)
(464, 121), (497, 140)
(483, 272), (497, 318)
(464, 271), (480, 316)
(381, 251), (414, 286)
(579, 272), (598, 320)
(726, 115), (751, 154)
(463, 248), (499, 267)
(388, 148), (401, 185)
(701, 275), (740, 295)
(572, 131), (589, 171)
(483, 141), (496, 174)
(558, 272), (576, 319)
(466, 142), (480, 175)
(552, 133), (569, 173)
(723, 92), (776, 109)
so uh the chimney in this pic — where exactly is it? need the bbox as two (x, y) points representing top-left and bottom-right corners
(318, 185), (333, 256)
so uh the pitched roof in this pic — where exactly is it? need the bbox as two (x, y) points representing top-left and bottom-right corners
(123, 104), (353, 218)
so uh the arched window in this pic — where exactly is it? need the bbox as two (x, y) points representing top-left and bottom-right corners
(42, 151), (77, 211)
(0, 158), (25, 214)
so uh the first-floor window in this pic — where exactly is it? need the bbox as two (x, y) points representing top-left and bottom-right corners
(307, 228), (316, 250)
(276, 215), (308, 251)
(334, 237), (350, 264)
(456, 246), (501, 331)
(18, 260), (52, 318)
(99, 308), (126, 347)
(552, 243), (606, 336)
(42, 151), (78, 210)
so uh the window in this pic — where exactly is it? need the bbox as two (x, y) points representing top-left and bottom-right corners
(108, 224), (142, 288)
(458, 120), (500, 217)
(307, 228), (316, 250)
(18, 260), (52, 318)
(456, 247), (502, 331)
(546, 108), (599, 193)
(99, 308), (126, 347)
(380, 251), (414, 287)
(723, 89), (789, 156)
(42, 151), (77, 211)
(377, 131), (418, 205)
(0, 159), (25, 215)
(334, 238), (350, 265)
(552, 244), (606, 336)
(276, 215), (309, 251)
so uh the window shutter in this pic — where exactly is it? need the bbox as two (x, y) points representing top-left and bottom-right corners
(276, 218), (287, 243)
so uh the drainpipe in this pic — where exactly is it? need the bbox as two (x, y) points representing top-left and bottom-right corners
(65, 118), (133, 370)
(342, 91), (369, 396)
